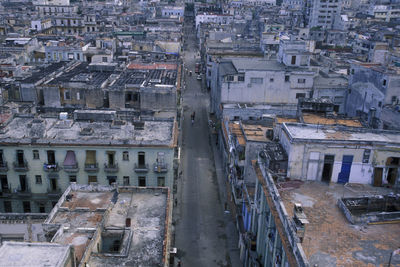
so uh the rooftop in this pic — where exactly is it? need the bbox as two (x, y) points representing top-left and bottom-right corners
(0, 114), (177, 147)
(0, 242), (72, 267)
(283, 122), (400, 145)
(280, 181), (400, 266)
(43, 184), (171, 267)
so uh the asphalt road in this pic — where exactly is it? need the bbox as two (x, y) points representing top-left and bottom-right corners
(174, 18), (231, 267)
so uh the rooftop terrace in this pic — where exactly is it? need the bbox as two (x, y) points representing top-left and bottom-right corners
(280, 181), (400, 266)
(0, 114), (177, 147)
(41, 184), (171, 267)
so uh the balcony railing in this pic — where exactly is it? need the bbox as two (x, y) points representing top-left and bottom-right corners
(13, 161), (29, 172)
(134, 163), (149, 173)
(0, 161), (8, 172)
(63, 163), (79, 173)
(47, 188), (62, 197)
(84, 163), (99, 172)
(104, 163), (119, 173)
(153, 162), (168, 173)
(0, 187), (11, 197)
(43, 163), (60, 172)
(17, 185), (31, 197)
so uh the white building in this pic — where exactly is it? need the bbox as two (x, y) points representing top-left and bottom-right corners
(279, 122), (400, 186)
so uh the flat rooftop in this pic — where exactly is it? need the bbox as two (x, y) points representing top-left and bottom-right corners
(0, 115), (176, 147)
(242, 122), (271, 142)
(43, 184), (171, 266)
(89, 189), (168, 266)
(0, 242), (71, 267)
(283, 122), (400, 145)
(302, 113), (362, 127)
(280, 181), (400, 266)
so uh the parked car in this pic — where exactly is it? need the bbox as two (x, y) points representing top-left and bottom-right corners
(197, 75), (202, 80)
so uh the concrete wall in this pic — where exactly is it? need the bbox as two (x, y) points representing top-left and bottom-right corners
(140, 87), (177, 111)
(108, 90), (125, 110)
(220, 70), (313, 105)
(43, 86), (61, 107)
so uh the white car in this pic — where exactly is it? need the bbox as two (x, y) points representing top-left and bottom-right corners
(197, 75), (202, 80)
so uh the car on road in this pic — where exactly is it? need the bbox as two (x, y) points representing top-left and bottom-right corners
(197, 75), (202, 80)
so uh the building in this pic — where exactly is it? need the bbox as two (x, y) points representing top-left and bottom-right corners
(278, 122), (400, 186)
(0, 111), (178, 213)
(251, 155), (400, 266)
(0, 183), (173, 267)
(308, 0), (342, 29)
(346, 61), (400, 127)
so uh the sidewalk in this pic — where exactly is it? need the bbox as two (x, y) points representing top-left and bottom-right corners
(209, 130), (241, 267)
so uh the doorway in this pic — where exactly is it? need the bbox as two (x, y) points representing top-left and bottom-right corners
(50, 178), (57, 191)
(373, 168), (383, 187)
(338, 155), (353, 184)
(47, 150), (55, 164)
(321, 155), (334, 182)
(306, 152), (320, 180)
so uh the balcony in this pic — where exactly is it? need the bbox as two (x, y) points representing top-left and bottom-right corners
(134, 163), (149, 173)
(17, 186), (31, 197)
(84, 163), (99, 172)
(153, 162), (168, 173)
(104, 163), (119, 173)
(0, 188), (12, 197)
(13, 161), (29, 172)
(43, 163), (60, 172)
(47, 188), (62, 198)
(63, 163), (79, 173)
(0, 162), (8, 172)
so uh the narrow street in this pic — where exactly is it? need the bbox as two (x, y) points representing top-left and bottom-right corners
(174, 16), (234, 267)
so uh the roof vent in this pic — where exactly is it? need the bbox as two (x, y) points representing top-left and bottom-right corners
(80, 127), (94, 136)
(133, 121), (145, 130)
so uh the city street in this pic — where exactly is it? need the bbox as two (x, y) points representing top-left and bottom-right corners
(174, 17), (235, 267)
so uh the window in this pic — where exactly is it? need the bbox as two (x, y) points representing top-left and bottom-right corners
(383, 79), (387, 86)
(77, 92), (80, 100)
(123, 176), (130, 186)
(291, 56), (296, 65)
(102, 57), (108, 63)
(296, 93), (306, 99)
(378, 101), (382, 107)
(33, 150), (39, 159)
(138, 152), (145, 167)
(238, 75), (245, 82)
(351, 69), (354, 74)
(123, 151), (129, 161)
(64, 90), (71, 100)
(227, 75), (234, 82)
(107, 176), (117, 185)
(35, 175), (42, 184)
(269, 78), (274, 82)
(39, 204), (45, 213)
(88, 176), (97, 184)
(138, 176), (146, 187)
(157, 177), (165, 187)
(23, 201), (31, 213)
(362, 149), (371, 164)
(69, 175), (77, 183)
(285, 75), (290, 82)
(4, 201), (12, 213)
(250, 77), (263, 84)
(298, 79), (306, 84)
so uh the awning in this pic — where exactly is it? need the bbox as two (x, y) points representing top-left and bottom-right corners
(64, 151), (77, 165)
